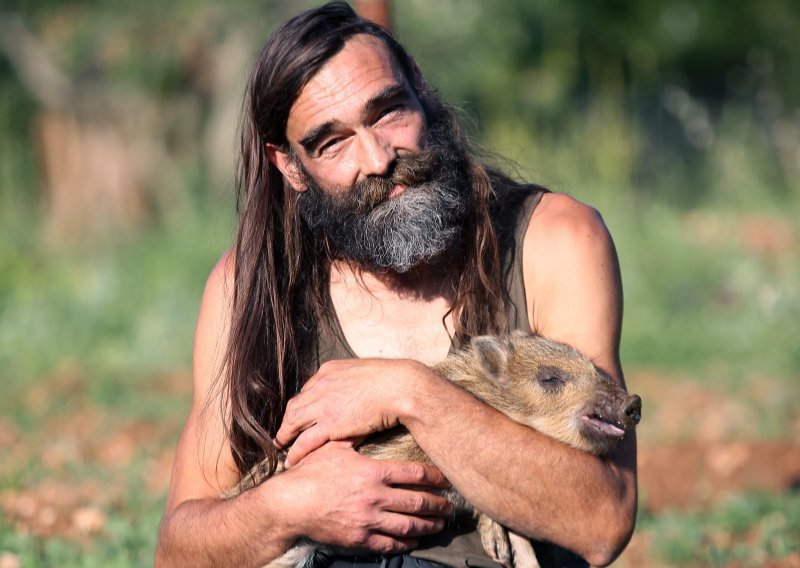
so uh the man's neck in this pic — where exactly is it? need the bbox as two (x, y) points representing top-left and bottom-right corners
(328, 259), (457, 364)
(330, 259), (456, 302)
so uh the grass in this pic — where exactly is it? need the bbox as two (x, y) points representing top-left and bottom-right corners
(0, 193), (232, 405)
(614, 202), (800, 384)
(1, 466), (166, 567)
(638, 490), (800, 566)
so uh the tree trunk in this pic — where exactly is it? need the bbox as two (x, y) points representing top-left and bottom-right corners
(354, 0), (392, 31)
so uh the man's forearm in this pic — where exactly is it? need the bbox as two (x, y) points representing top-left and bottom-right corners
(156, 479), (295, 568)
(400, 375), (637, 567)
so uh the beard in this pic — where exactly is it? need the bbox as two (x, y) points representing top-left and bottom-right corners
(296, 118), (471, 273)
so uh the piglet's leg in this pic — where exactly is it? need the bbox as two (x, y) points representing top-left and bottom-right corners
(478, 514), (512, 567)
(508, 531), (540, 568)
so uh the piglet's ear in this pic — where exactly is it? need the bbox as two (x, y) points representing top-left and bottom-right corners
(471, 336), (510, 383)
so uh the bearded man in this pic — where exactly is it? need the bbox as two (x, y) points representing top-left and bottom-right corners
(156, 3), (637, 567)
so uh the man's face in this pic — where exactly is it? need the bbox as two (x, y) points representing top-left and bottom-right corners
(294, 116), (470, 272)
(270, 34), (469, 272)
(278, 34), (427, 194)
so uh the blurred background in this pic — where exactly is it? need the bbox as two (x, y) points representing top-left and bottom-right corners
(0, 0), (798, 566)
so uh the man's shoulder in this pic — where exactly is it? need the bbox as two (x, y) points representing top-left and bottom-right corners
(522, 192), (616, 291)
(199, 248), (236, 317)
(207, 247), (236, 289)
(527, 192), (609, 249)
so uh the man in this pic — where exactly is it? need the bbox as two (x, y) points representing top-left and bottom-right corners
(156, 3), (637, 567)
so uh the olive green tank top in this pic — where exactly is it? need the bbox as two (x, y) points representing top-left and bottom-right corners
(313, 186), (587, 567)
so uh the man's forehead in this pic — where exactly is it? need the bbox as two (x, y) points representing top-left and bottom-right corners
(285, 35), (410, 142)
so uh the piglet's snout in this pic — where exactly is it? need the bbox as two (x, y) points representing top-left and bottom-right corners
(623, 395), (642, 426)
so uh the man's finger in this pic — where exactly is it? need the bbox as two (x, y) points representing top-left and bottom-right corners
(381, 461), (450, 488)
(382, 488), (454, 518)
(362, 534), (418, 555)
(274, 403), (312, 449)
(374, 512), (446, 539)
(285, 426), (330, 467)
(301, 359), (345, 392)
(299, 373), (321, 393)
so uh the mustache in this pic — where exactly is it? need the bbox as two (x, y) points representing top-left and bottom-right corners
(351, 148), (443, 213)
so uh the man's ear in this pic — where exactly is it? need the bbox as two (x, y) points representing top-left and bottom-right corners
(266, 143), (307, 192)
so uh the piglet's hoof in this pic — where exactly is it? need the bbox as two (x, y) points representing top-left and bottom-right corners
(478, 514), (513, 567)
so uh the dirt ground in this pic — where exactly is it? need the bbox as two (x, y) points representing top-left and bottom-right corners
(1, 367), (798, 566)
(632, 370), (800, 513)
(619, 370), (800, 567)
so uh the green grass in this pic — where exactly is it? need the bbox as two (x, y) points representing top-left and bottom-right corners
(638, 490), (800, 566)
(0, 196), (233, 413)
(1, 468), (166, 568)
(0, 187), (228, 567)
(614, 202), (800, 384)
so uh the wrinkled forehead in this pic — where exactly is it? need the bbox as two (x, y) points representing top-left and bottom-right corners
(285, 34), (410, 143)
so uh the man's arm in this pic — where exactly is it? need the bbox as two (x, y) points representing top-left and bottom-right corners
(156, 252), (453, 567)
(427, 192), (635, 563)
(276, 193), (636, 566)
(156, 251), (295, 566)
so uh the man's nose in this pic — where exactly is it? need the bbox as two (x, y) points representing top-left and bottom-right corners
(357, 129), (396, 177)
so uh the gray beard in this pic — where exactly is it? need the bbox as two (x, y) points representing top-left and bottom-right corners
(296, 128), (470, 272)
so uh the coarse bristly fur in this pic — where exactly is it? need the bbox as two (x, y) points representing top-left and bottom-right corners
(224, 331), (642, 568)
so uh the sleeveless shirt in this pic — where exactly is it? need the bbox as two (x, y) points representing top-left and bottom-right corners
(311, 186), (587, 568)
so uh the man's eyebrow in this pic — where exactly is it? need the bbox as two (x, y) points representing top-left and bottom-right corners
(299, 120), (344, 154)
(363, 84), (410, 116)
(297, 84), (412, 154)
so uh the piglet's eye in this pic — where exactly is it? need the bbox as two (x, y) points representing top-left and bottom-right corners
(538, 367), (567, 387)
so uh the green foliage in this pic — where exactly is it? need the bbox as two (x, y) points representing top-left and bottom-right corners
(0, 469), (165, 568)
(613, 202), (800, 383)
(396, 0), (800, 205)
(0, 193), (232, 410)
(639, 491), (800, 566)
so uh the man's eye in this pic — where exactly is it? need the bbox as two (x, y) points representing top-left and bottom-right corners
(377, 104), (405, 120)
(318, 138), (343, 155)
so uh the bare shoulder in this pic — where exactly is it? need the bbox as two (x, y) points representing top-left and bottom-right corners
(524, 192), (619, 292)
(193, 248), (236, 397)
(522, 192), (623, 378)
(528, 192), (612, 253)
(201, 248), (236, 314)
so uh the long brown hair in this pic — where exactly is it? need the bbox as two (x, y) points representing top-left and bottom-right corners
(225, 2), (530, 476)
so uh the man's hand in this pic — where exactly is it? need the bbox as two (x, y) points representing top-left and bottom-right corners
(278, 441), (453, 553)
(275, 358), (437, 466)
